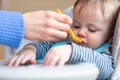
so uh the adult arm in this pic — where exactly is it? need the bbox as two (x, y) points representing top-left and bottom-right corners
(0, 10), (72, 48)
(0, 10), (24, 48)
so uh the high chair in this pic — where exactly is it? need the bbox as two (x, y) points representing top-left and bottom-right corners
(110, 8), (120, 80)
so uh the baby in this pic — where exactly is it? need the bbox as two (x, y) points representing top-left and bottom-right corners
(6, 0), (120, 80)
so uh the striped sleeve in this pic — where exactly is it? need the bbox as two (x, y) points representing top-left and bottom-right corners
(67, 42), (114, 80)
(29, 41), (55, 60)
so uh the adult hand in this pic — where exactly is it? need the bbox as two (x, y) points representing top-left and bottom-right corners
(23, 10), (72, 41)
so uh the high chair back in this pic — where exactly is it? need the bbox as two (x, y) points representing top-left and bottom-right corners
(112, 9), (120, 66)
(110, 9), (120, 80)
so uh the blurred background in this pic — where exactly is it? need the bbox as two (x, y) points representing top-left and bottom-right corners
(0, 0), (75, 12)
(0, 0), (76, 60)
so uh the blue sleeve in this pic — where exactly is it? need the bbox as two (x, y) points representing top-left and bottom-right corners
(68, 42), (114, 80)
(29, 41), (55, 60)
(0, 10), (24, 48)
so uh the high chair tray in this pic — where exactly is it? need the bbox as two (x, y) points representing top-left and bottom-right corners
(0, 60), (98, 80)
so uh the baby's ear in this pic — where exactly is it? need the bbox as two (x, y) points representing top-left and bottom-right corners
(108, 31), (114, 44)
(108, 36), (113, 44)
(108, 35), (113, 44)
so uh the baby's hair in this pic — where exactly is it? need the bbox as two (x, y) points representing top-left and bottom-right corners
(73, 0), (120, 31)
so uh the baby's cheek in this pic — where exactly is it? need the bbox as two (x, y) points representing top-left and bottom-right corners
(87, 40), (100, 49)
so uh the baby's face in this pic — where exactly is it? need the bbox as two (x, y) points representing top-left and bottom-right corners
(72, 4), (112, 49)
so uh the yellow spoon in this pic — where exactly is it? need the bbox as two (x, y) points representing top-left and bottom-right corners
(56, 9), (82, 44)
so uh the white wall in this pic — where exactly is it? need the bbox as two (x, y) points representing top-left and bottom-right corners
(1, 0), (76, 12)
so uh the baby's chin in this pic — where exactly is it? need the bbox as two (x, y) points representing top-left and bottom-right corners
(70, 38), (96, 48)
(80, 43), (97, 49)
(79, 42), (88, 47)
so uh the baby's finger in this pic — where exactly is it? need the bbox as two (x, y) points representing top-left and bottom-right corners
(58, 58), (66, 67)
(6, 55), (19, 66)
(21, 54), (36, 64)
(20, 53), (34, 64)
(29, 58), (36, 64)
(43, 54), (52, 66)
(44, 53), (56, 66)
(14, 54), (25, 66)
(47, 54), (59, 66)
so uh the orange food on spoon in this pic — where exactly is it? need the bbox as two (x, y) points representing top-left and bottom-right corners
(56, 9), (82, 44)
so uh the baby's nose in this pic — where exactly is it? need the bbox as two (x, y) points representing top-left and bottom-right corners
(78, 29), (86, 38)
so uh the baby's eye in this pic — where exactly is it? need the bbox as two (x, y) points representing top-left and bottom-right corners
(72, 26), (80, 28)
(88, 29), (97, 32)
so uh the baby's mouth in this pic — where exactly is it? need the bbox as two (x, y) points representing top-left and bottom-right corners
(80, 42), (88, 47)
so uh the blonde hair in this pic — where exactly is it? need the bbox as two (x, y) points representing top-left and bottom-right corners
(74, 0), (120, 30)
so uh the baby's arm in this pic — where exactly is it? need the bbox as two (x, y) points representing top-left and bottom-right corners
(6, 45), (37, 66)
(6, 41), (55, 66)
(68, 42), (114, 80)
(43, 43), (72, 67)
(29, 41), (55, 60)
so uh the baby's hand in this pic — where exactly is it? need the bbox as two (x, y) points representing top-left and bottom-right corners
(6, 45), (36, 67)
(43, 44), (72, 67)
